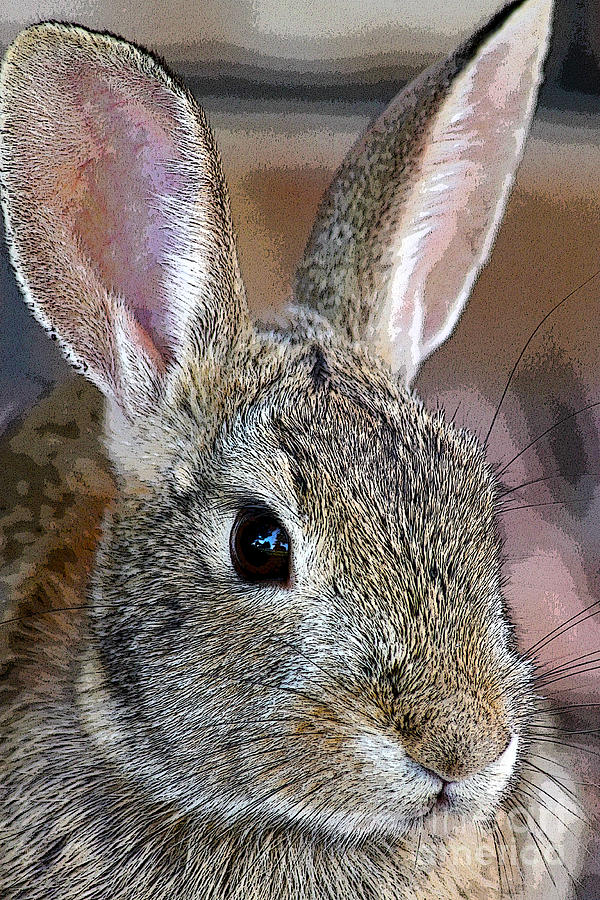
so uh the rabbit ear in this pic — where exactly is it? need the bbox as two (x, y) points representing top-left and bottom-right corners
(0, 23), (248, 414)
(294, 0), (553, 385)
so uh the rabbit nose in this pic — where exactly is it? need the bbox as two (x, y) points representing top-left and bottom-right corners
(400, 720), (512, 781)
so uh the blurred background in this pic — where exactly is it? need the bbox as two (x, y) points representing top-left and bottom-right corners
(1, 0), (600, 893)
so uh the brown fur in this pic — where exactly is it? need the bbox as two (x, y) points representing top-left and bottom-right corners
(0, 3), (587, 898)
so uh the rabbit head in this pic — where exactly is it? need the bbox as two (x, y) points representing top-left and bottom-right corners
(0, 0), (557, 847)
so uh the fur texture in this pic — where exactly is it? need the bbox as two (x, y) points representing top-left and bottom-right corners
(0, 2), (587, 898)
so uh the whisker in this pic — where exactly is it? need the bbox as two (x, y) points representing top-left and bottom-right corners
(534, 647), (600, 673)
(535, 651), (600, 682)
(497, 399), (600, 478)
(494, 818), (517, 899)
(529, 738), (600, 759)
(490, 820), (506, 897)
(527, 753), (600, 789)
(524, 597), (600, 659)
(521, 761), (585, 817)
(511, 794), (580, 897)
(517, 778), (585, 832)
(483, 267), (600, 448)
(449, 402), (462, 425)
(507, 797), (560, 896)
(412, 829), (422, 876)
(499, 472), (600, 500)
(512, 787), (583, 895)
(250, 764), (339, 815)
(499, 497), (592, 512)
(537, 663), (600, 688)
(0, 603), (104, 627)
(532, 726), (600, 737)
(535, 702), (600, 714)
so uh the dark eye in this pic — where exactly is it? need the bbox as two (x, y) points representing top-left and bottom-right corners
(230, 508), (291, 584)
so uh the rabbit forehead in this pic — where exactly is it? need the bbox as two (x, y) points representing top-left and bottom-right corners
(210, 339), (502, 617)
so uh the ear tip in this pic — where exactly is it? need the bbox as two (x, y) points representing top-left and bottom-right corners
(477, 0), (555, 45)
(0, 20), (185, 111)
(1, 24), (91, 94)
(4, 21), (84, 62)
(0, 24), (81, 118)
(4, 21), (128, 64)
(447, 0), (554, 95)
(510, 0), (555, 29)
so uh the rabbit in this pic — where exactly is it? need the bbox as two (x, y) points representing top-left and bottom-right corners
(0, 0), (590, 897)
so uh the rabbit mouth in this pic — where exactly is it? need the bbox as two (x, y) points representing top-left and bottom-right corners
(404, 787), (494, 839)
(401, 788), (473, 832)
(344, 729), (519, 836)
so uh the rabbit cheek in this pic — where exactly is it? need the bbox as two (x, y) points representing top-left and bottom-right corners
(350, 731), (441, 827)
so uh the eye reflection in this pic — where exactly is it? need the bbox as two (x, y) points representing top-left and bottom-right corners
(230, 508), (291, 584)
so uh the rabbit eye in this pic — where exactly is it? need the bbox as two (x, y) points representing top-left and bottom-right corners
(230, 508), (290, 584)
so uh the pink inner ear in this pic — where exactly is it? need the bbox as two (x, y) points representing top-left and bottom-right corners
(53, 69), (185, 364)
